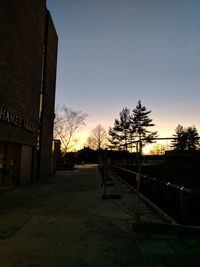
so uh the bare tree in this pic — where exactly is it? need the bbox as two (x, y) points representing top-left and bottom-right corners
(148, 143), (167, 155)
(86, 136), (97, 150)
(87, 124), (107, 150)
(54, 105), (88, 152)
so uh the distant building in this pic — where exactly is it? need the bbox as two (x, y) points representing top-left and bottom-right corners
(0, 0), (58, 187)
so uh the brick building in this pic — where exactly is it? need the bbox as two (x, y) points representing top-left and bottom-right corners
(0, 0), (58, 187)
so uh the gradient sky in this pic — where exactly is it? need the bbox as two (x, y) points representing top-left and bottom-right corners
(47, 0), (200, 148)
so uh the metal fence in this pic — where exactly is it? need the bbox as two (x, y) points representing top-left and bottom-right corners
(109, 165), (200, 226)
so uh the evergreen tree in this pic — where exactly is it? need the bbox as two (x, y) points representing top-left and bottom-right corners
(131, 100), (157, 151)
(109, 102), (158, 152)
(186, 126), (199, 150)
(171, 125), (187, 151)
(129, 100), (157, 181)
(172, 125), (200, 151)
(108, 107), (131, 151)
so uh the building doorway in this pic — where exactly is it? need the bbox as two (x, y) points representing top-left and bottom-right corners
(0, 143), (21, 187)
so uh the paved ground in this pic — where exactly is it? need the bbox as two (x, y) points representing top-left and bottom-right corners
(0, 164), (200, 266)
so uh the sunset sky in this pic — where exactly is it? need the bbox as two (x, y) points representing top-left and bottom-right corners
(47, 0), (200, 149)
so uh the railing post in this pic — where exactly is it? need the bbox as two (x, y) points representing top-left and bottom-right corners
(135, 172), (140, 224)
(179, 186), (184, 224)
(166, 182), (171, 212)
(135, 139), (142, 224)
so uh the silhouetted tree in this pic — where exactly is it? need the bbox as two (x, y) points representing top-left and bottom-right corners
(87, 124), (107, 150)
(171, 125), (187, 151)
(131, 100), (158, 154)
(108, 107), (131, 151)
(187, 126), (200, 150)
(86, 136), (97, 150)
(171, 125), (200, 151)
(54, 105), (88, 152)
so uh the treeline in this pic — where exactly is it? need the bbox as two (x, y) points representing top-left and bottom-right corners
(54, 101), (200, 154)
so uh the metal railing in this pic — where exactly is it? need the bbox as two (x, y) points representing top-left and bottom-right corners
(109, 165), (200, 226)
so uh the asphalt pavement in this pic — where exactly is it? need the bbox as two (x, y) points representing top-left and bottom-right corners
(0, 164), (200, 266)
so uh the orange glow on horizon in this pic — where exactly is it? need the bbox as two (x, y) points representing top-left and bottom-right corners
(61, 123), (197, 153)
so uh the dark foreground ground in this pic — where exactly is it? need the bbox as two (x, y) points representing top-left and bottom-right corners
(0, 164), (200, 266)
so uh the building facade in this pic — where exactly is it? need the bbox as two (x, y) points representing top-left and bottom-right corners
(0, 0), (58, 187)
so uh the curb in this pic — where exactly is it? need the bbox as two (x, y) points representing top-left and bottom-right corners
(110, 172), (178, 225)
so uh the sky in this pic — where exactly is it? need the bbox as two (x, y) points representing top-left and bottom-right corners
(47, 0), (200, 149)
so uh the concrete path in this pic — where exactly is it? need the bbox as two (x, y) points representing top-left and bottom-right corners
(0, 164), (200, 266)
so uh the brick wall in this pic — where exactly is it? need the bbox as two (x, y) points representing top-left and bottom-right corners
(0, 1), (58, 179)
(0, 0), (46, 146)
